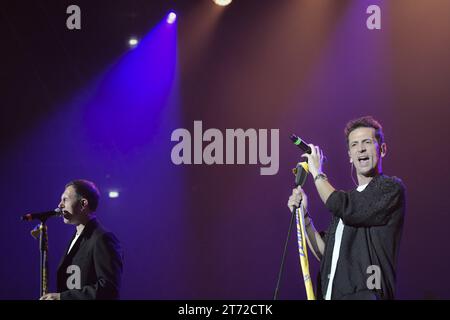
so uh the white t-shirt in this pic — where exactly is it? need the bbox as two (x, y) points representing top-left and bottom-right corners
(325, 183), (368, 300)
(67, 231), (82, 255)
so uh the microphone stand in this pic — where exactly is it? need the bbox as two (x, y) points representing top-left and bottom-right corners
(30, 218), (50, 298)
(273, 204), (299, 300)
(273, 162), (308, 300)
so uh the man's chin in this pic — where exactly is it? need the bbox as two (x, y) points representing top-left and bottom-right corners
(357, 167), (377, 177)
(63, 217), (75, 225)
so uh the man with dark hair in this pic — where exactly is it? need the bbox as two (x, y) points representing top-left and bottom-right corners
(288, 116), (406, 300)
(40, 179), (123, 300)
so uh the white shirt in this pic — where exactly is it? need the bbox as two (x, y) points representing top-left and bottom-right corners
(325, 183), (368, 300)
(67, 231), (82, 255)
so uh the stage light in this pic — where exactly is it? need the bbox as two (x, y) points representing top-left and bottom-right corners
(108, 191), (119, 199)
(128, 37), (138, 47)
(213, 0), (232, 6)
(167, 12), (177, 24)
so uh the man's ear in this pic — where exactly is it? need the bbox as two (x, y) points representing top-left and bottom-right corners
(380, 143), (387, 158)
(348, 150), (352, 163)
(80, 199), (88, 210)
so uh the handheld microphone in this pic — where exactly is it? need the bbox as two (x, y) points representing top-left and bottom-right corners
(21, 208), (63, 221)
(290, 134), (327, 163)
(290, 134), (312, 154)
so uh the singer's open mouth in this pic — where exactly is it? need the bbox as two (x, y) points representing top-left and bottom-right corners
(62, 211), (71, 218)
(358, 156), (370, 165)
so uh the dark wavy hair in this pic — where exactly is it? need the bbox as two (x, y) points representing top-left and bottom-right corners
(65, 179), (100, 212)
(344, 116), (384, 148)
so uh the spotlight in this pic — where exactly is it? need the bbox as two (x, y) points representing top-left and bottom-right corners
(128, 37), (138, 47)
(167, 12), (177, 24)
(213, 0), (232, 6)
(108, 191), (119, 199)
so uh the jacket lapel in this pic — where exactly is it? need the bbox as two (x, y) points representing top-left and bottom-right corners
(57, 231), (77, 272)
(56, 218), (98, 272)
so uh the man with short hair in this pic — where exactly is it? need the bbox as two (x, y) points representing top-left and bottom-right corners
(288, 116), (406, 299)
(40, 179), (123, 300)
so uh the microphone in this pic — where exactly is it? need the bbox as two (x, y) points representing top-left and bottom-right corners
(290, 134), (312, 154)
(21, 208), (64, 221)
(290, 134), (327, 163)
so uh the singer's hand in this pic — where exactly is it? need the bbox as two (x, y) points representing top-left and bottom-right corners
(287, 186), (308, 213)
(39, 293), (60, 300)
(302, 144), (324, 178)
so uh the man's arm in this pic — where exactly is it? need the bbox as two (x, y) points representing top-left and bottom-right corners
(325, 176), (405, 227)
(288, 187), (325, 261)
(303, 214), (325, 261)
(313, 174), (336, 204)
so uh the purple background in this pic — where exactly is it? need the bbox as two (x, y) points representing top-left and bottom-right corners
(1, 0), (449, 299)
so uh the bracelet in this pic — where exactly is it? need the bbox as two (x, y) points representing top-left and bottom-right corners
(314, 172), (328, 182)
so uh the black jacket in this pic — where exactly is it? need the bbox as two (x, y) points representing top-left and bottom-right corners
(57, 218), (123, 300)
(317, 174), (406, 300)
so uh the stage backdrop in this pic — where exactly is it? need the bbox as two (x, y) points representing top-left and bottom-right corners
(1, 0), (449, 299)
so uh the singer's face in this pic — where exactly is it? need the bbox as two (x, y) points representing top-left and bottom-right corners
(58, 186), (83, 225)
(348, 127), (385, 177)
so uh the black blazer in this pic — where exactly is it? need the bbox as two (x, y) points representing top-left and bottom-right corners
(317, 174), (406, 300)
(57, 218), (123, 300)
